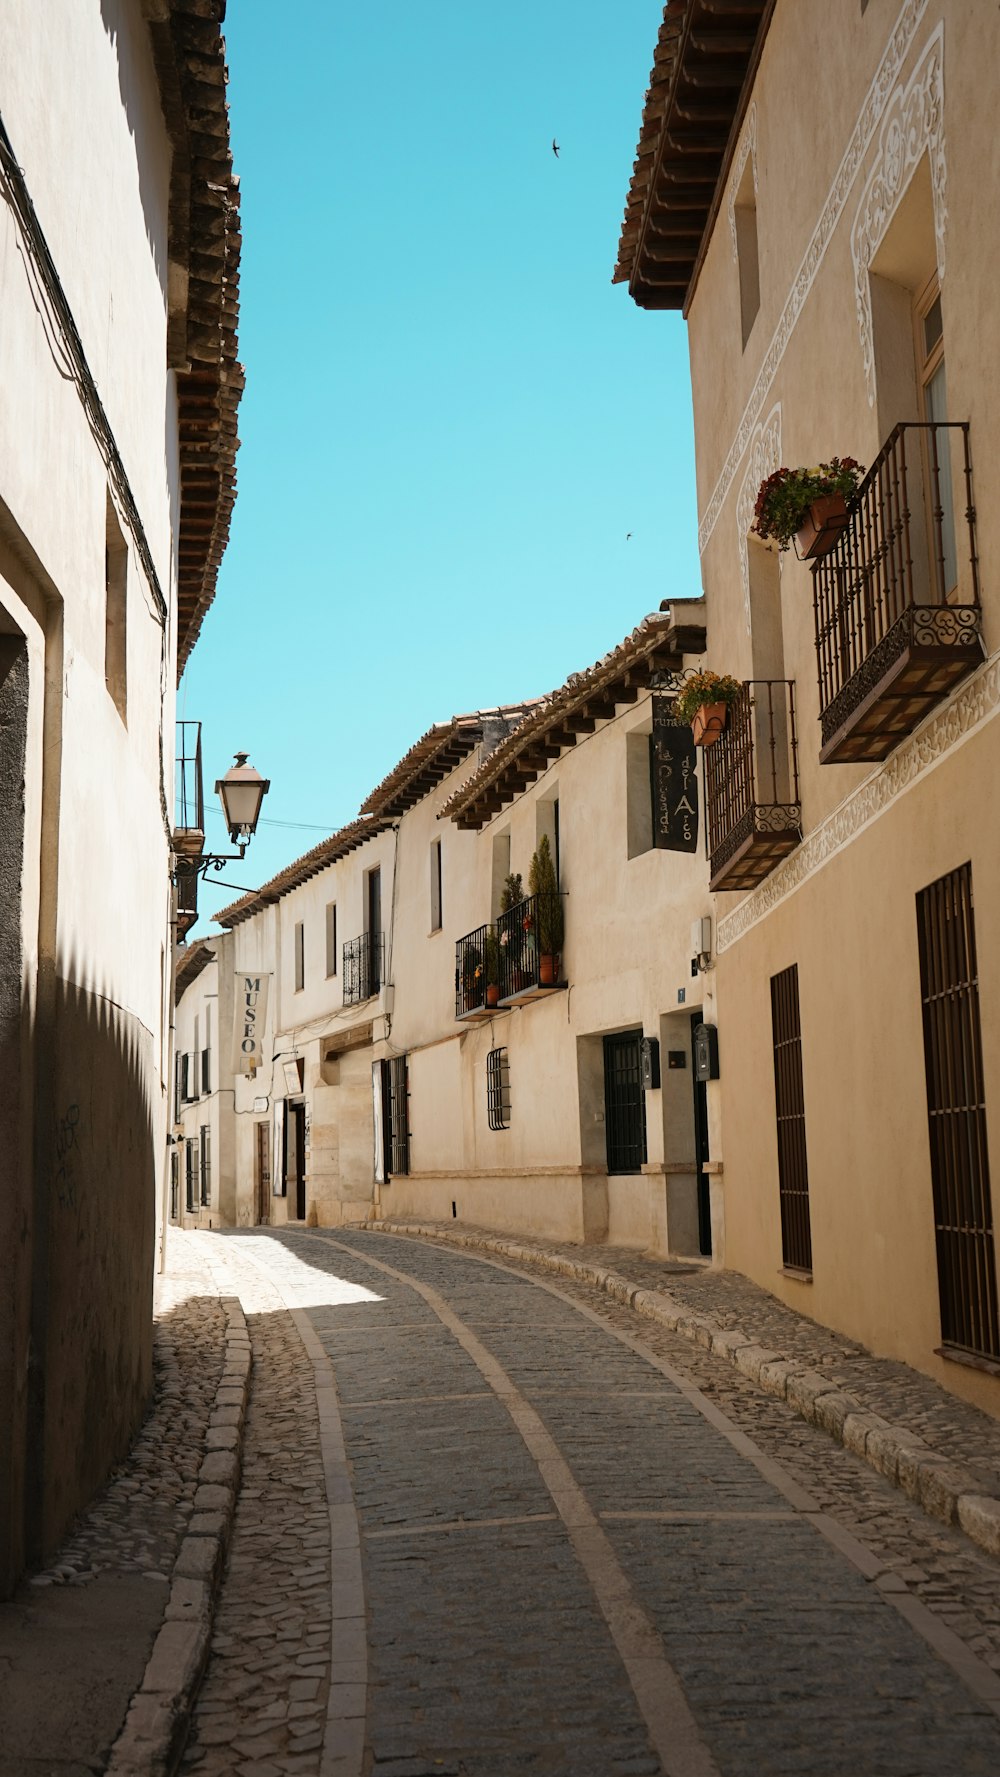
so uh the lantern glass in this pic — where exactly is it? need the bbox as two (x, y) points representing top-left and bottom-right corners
(216, 753), (269, 844)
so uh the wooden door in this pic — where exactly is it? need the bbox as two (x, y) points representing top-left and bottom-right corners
(255, 1121), (271, 1225)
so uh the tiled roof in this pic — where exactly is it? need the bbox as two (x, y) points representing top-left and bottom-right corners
(147, 1), (244, 675)
(439, 604), (706, 831)
(359, 704), (542, 818)
(213, 815), (395, 928)
(613, 0), (771, 312)
(175, 935), (217, 998)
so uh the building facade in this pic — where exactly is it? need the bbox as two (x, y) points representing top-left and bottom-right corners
(0, 1), (241, 1590)
(202, 607), (717, 1257)
(617, 0), (1000, 1408)
(172, 934), (237, 1229)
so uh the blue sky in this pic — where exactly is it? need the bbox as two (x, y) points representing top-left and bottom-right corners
(180, 1), (700, 919)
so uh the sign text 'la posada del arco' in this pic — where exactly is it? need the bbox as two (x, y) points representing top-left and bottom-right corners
(650, 694), (699, 852)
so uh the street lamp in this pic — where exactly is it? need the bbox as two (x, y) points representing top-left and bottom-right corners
(173, 748), (270, 887)
(216, 752), (270, 851)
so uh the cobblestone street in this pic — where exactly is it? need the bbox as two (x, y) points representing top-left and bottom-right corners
(179, 1226), (1000, 1777)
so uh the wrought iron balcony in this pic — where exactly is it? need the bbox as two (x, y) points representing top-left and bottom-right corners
(456, 922), (493, 1021)
(812, 422), (983, 764)
(497, 891), (566, 1004)
(174, 720), (205, 936)
(342, 931), (384, 1006)
(704, 681), (801, 892)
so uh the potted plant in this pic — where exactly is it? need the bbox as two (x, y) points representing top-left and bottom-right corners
(751, 456), (865, 559)
(673, 671), (743, 748)
(484, 925), (500, 1007)
(499, 871), (523, 913)
(528, 835), (563, 985)
(462, 943), (483, 1012)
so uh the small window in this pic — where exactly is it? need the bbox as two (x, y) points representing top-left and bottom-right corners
(430, 838), (442, 932)
(201, 1047), (210, 1095)
(733, 156), (760, 349)
(200, 1125), (211, 1206)
(185, 1139), (197, 1212)
(294, 920), (305, 992)
(487, 1047), (511, 1131)
(105, 493), (128, 721)
(325, 902), (337, 976)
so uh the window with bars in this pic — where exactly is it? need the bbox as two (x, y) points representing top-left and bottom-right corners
(487, 1047), (511, 1131)
(387, 1055), (409, 1177)
(916, 863), (999, 1361)
(770, 963), (812, 1272)
(200, 1125), (211, 1206)
(185, 1140), (196, 1213)
(603, 1031), (646, 1174)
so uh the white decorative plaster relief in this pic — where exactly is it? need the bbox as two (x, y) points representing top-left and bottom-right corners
(728, 102), (758, 261)
(716, 651), (1000, 953)
(851, 26), (947, 405)
(736, 404), (781, 633)
(698, 0), (930, 557)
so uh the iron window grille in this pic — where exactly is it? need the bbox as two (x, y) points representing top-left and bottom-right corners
(487, 1047), (511, 1131)
(916, 863), (999, 1361)
(770, 964), (812, 1272)
(603, 1031), (647, 1174)
(343, 931), (384, 1006)
(388, 1054), (410, 1177)
(200, 1126), (211, 1206)
(185, 1141), (196, 1213)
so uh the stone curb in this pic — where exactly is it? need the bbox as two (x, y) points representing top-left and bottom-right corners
(105, 1295), (252, 1777)
(373, 1219), (1000, 1566)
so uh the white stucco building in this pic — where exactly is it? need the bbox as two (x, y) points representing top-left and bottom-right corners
(0, 1), (241, 1591)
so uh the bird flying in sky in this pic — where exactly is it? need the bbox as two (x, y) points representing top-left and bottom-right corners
(552, 139), (560, 157)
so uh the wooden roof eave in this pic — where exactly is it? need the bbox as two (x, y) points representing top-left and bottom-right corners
(443, 611), (706, 831)
(615, 0), (773, 314)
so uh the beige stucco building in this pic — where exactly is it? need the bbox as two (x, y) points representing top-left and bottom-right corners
(617, 0), (1000, 1409)
(0, 2), (241, 1590)
(201, 607), (720, 1258)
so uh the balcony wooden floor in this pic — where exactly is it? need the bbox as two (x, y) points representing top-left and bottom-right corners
(709, 807), (801, 892)
(819, 606), (984, 765)
(499, 981), (567, 1008)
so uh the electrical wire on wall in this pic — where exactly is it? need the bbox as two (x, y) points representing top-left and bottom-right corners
(0, 110), (173, 843)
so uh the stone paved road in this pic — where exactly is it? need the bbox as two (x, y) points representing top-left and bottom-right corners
(193, 1228), (1000, 1776)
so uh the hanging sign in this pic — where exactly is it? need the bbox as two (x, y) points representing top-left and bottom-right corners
(650, 696), (699, 853)
(233, 972), (270, 1074)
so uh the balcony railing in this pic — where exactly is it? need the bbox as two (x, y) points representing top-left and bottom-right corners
(175, 720), (205, 836)
(812, 421), (983, 764)
(456, 921), (492, 1020)
(455, 893), (567, 1019)
(704, 681), (801, 892)
(342, 931), (384, 1006)
(497, 891), (566, 1003)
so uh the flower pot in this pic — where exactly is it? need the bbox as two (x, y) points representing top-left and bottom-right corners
(691, 702), (727, 748)
(486, 984), (499, 1007)
(794, 493), (850, 560)
(539, 954), (556, 986)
